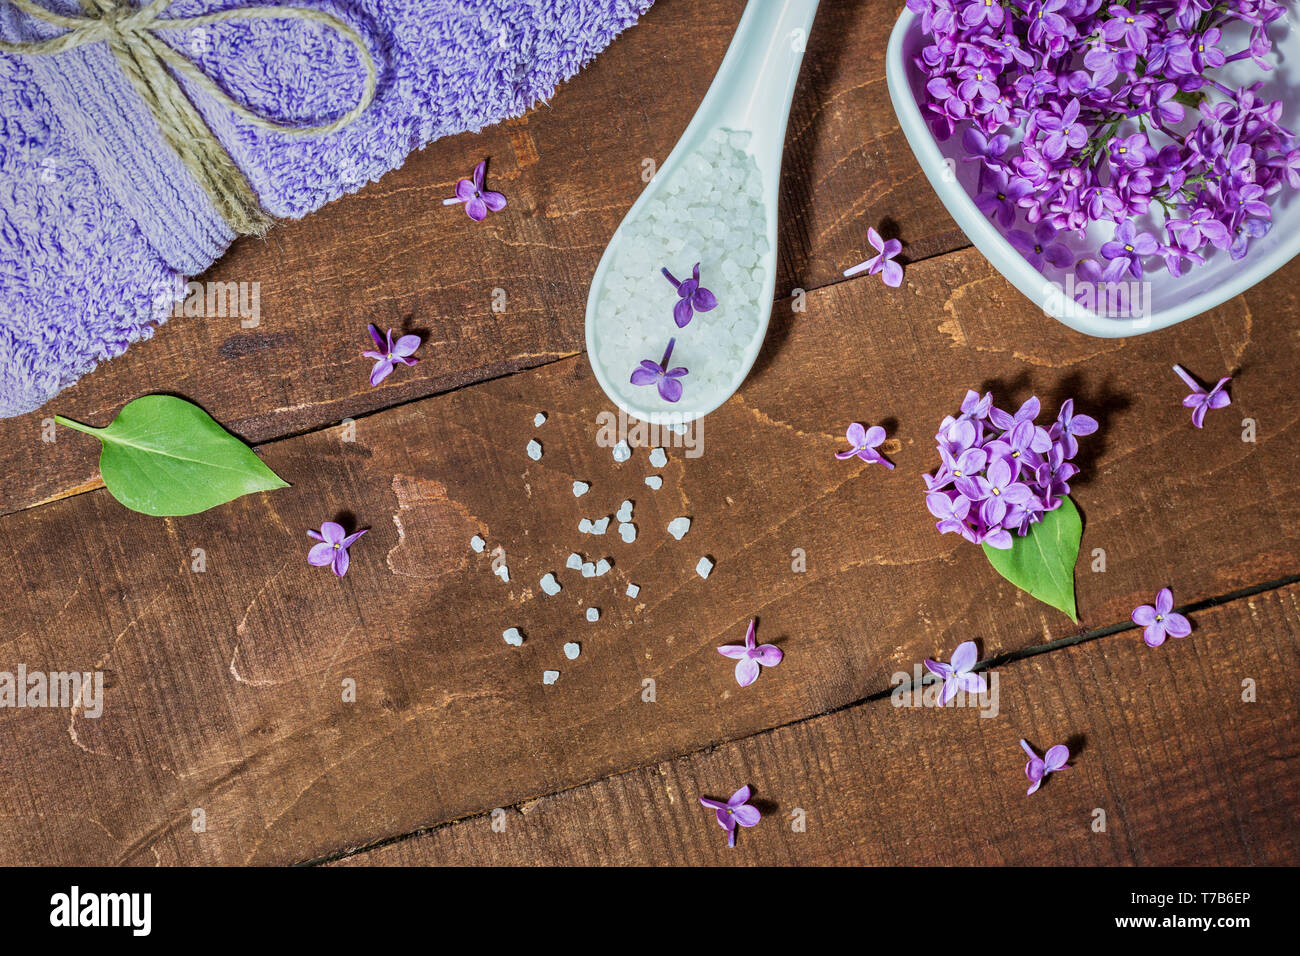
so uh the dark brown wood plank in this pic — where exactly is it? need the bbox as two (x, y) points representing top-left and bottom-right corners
(0, 246), (1294, 865)
(335, 582), (1300, 866)
(0, 0), (957, 517)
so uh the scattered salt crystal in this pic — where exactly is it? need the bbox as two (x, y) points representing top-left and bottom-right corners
(667, 516), (691, 540)
(612, 440), (631, 463)
(619, 522), (637, 543)
(566, 552), (583, 570)
(649, 448), (667, 468)
(573, 481), (590, 497)
(503, 627), (524, 646)
(581, 562), (596, 578)
(527, 439), (542, 460)
(616, 500), (633, 523)
(586, 607), (600, 622)
(696, 556), (714, 579)
(495, 564), (509, 582)
(534, 412), (547, 427)
(543, 670), (560, 685)
(645, 475), (663, 490)
(578, 518), (593, 534)
(564, 642), (581, 660)
(591, 517), (611, 535)
(540, 573), (561, 596)
(595, 558), (612, 576)
(470, 535), (485, 553)
(626, 583), (640, 599)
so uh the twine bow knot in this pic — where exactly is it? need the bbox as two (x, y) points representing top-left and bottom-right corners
(0, 0), (378, 235)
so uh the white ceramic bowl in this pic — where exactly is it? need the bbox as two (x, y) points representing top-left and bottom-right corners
(885, 7), (1300, 337)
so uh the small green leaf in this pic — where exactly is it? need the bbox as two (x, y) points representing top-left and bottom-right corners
(55, 395), (289, 516)
(982, 496), (1082, 622)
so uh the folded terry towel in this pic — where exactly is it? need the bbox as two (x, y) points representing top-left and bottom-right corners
(0, 0), (653, 418)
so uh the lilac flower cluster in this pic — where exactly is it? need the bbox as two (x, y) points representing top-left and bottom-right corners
(924, 390), (1095, 549)
(909, 0), (1297, 285)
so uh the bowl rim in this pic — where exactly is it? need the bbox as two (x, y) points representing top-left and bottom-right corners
(885, 7), (1300, 338)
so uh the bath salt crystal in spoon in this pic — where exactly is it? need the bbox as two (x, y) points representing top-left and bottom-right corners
(626, 583), (640, 599)
(667, 516), (691, 540)
(495, 564), (509, 582)
(564, 642), (581, 660)
(578, 518), (593, 534)
(502, 627), (524, 646)
(645, 475), (663, 490)
(595, 558), (612, 576)
(566, 552), (583, 570)
(586, 607), (600, 622)
(543, 670), (560, 685)
(619, 522), (637, 543)
(591, 517), (611, 535)
(573, 481), (590, 497)
(527, 439), (542, 461)
(649, 448), (667, 468)
(470, 535), (486, 553)
(534, 412), (547, 427)
(540, 573), (561, 596)
(612, 440), (631, 463)
(581, 562), (596, 578)
(593, 131), (766, 415)
(696, 556), (714, 579)
(616, 500), (633, 523)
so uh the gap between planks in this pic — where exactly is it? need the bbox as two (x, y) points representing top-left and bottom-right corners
(294, 570), (1300, 866)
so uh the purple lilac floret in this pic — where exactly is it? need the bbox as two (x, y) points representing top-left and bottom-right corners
(662, 262), (718, 328)
(924, 639), (987, 705)
(1131, 586), (1192, 647)
(717, 619), (783, 687)
(836, 422), (895, 469)
(363, 324), (420, 386)
(307, 521), (367, 578)
(908, 0), (1296, 290)
(924, 390), (1091, 549)
(844, 226), (904, 287)
(699, 785), (761, 848)
(443, 159), (507, 221)
(1173, 364), (1231, 428)
(630, 337), (688, 403)
(1020, 738), (1069, 795)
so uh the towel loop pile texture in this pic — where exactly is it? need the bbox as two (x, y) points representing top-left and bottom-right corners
(0, 0), (654, 419)
(0, 0), (380, 235)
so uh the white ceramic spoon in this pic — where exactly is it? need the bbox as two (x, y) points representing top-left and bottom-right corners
(585, 0), (821, 424)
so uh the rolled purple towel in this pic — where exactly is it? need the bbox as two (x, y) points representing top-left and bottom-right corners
(0, 0), (653, 417)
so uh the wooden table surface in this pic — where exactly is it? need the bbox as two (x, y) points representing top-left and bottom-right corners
(1, 0), (1297, 866)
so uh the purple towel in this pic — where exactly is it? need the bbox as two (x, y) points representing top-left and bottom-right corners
(0, 0), (652, 418)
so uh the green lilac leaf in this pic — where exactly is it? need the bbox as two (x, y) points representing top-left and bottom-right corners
(54, 395), (289, 516)
(982, 495), (1082, 622)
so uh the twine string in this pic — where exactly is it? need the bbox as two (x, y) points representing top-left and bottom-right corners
(0, 0), (379, 235)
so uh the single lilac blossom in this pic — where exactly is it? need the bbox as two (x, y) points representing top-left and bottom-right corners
(661, 262), (718, 328)
(1020, 739), (1070, 795)
(836, 422), (895, 469)
(363, 324), (420, 386)
(1131, 587), (1192, 647)
(1050, 399), (1098, 458)
(1173, 365), (1231, 428)
(924, 640), (987, 705)
(1100, 220), (1159, 279)
(443, 160), (506, 221)
(630, 338), (688, 403)
(307, 521), (368, 578)
(844, 227), (903, 287)
(717, 619), (783, 687)
(699, 785), (760, 848)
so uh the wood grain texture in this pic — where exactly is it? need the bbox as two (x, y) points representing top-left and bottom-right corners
(0, 247), (1294, 865)
(335, 582), (1300, 866)
(0, 0), (959, 518)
